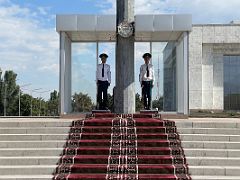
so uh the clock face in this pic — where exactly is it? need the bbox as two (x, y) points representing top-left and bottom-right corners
(117, 21), (134, 38)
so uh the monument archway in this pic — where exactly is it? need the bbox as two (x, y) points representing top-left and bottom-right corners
(56, 14), (192, 115)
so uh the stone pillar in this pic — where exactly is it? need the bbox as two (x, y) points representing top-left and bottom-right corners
(114, 0), (135, 114)
(59, 32), (72, 115)
(183, 32), (189, 115)
(176, 32), (189, 115)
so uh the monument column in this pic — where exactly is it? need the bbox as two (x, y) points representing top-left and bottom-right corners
(114, 0), (135, 114)
(59, 32), (72, 115)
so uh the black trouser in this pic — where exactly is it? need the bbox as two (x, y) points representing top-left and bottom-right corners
(142, 81), (153, 110)
(97, 80), (108, 110)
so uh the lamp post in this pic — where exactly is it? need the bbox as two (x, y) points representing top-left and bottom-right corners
(4, 83), (7, 116)
(38, 90), (50, 116)
(31, 88), (42, 116)
(18, 83), (31, 116)
(0, 69), (5, 116)
(0, 69), (3, 116)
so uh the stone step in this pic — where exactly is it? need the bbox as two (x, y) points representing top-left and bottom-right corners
(0, 141), (66, 148)
(0, 148), (63, 156)
(175, 121), (240, 128)
(0, 127), (240, 135)
(0, 119), (73, 128)
(182, 141), (240, 149)
(0, 127), (71, 134)
(0, 165), (57, 175)
(0, 148), (239, 157)
(1, 119), (240, 128)
(2, 175), (240, 180)
(180, 134), (240, 141)
(0, 175), (52, 180)
(177, 128), (240, 135)
(1, 165), (240, 176)
(1, 133), (240, 142)
(1, 156), (240, 166)
(0, 127), (239, 135)
(0, 134), (69, 141)
(0, 156), (59, 165)
(187, 157), (240, 166)
(184, 148), (240, 157)
(191, 176), (240, 180)
(189, 166), (240, 176)
(1, 140), (240, 149)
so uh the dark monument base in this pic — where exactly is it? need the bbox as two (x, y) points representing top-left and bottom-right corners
(140, 109), (159, 114)
(92, 110), (111, 114)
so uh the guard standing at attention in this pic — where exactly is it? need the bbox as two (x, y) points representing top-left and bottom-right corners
(96, 53), (111, 110)
(139, 53), (155, 110)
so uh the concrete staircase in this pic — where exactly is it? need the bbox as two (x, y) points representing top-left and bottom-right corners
(1, 118), (240, 180)
(0, 118), (73, 180)
(175, 118), (240, 180)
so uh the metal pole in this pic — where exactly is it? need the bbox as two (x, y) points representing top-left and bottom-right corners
(96, 42), (99, 108)
(150, 42), (152, 58)
(19, 90), (20, 116)
(19, 83), (31, 117)
(39, 95), (41, 116)
(30, 88), (42, 116)
(31, 90), (33, 116)
(150, 42), (153, 109)
(157, 54), (160, 100)
(4, 83), (7, 116)
(37, 90), (50, 116)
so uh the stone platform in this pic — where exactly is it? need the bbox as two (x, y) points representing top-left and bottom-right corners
(0, 117), (240, 179)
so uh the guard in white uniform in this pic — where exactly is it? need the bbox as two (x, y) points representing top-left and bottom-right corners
(139, 53), (155, 110)
(96, 53), (111, 110)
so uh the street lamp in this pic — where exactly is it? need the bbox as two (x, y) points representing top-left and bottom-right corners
(4, 83), (7, 116)
(18, 83), (31, 116)
(37, 90), (50, 116)
(0, 69), (6, 116)
(31, 88), (42, 116)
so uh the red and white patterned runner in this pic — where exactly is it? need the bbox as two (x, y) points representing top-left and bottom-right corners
(106, 115), (138, 179)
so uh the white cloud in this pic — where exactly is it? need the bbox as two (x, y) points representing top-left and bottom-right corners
(99, 0), (240, 23)
(0, 0), (9, 4)
(100, 43), (115, 55)
(38, 7), (48, 16)
(72, 43), (96, 57)
(38, 63), (59, 75)
(0, 0), (59, 96)
(135, 42), (150, 62)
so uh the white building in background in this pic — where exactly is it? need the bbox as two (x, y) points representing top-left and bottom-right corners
(162, 22), (240, 112)
(188, 23), (240, 111)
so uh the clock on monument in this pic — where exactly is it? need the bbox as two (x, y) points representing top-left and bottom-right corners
(117, 21), (134, 38)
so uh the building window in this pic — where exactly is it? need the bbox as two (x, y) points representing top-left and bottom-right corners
(224, 56), (240, 110)
(163, 43), (177, 111)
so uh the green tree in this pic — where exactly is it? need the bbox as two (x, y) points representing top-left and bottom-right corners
(0, 68), (61, 117)
(72, 92), (93, 112)
(47, 90), (59, 116)
(0, 69), (3, 115)
(20, 94), (31, 116)
(135, 93), (144, 112)
(31, 97), (40, 116)
(107, 93), (114, 111)
(0, 70), (19, 116)
(152, 96), (163, 111)
(39, 98), (47, 116)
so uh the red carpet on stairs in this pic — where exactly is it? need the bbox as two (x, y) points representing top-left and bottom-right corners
(53, 114), (191, 180)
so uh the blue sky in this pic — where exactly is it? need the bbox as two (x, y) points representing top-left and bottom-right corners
(1, 0), (240, 101)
